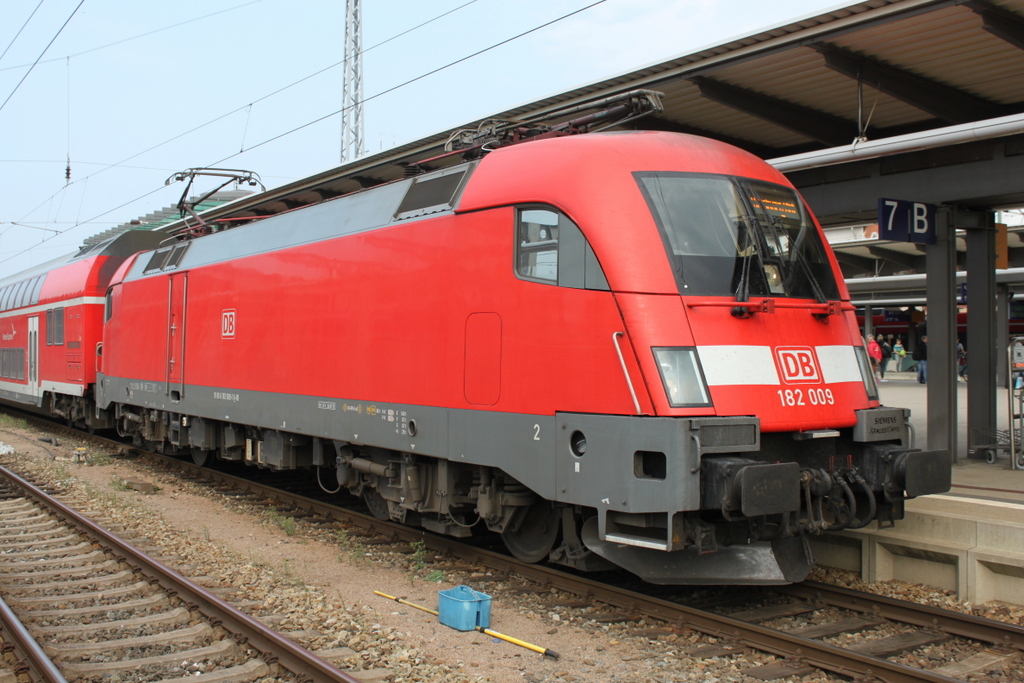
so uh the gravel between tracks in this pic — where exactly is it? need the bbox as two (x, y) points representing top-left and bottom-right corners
(0, 418), (1021, 683)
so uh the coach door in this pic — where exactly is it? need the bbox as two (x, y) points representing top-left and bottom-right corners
(166, 273), (187, 401)
(27, 316), (40, 401)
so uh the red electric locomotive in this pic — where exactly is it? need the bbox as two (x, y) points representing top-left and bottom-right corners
(0, 231), (163, 426)
(1, 122), (950, 585)
(91, 129), (950, 584)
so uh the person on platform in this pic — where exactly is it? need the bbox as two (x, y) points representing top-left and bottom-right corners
(867, 334), (883, 383)
(957, 338), (968, 381)
(893, 338), (906, 372)
(913, 335), (928, 384)
(879, 337), (893, 382)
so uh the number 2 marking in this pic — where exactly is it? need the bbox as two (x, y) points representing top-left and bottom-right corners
(533, 424), (541, 441)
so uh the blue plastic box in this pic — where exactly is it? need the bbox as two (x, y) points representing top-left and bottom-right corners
(438, 585), (491, 631)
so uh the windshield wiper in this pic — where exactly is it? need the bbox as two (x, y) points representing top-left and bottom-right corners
(772, 214), (827, 304)
(731, 218), (761, 317)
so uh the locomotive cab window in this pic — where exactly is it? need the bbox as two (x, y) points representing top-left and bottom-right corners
(636, 172), (839, 300)
(515, 207), (608, 291)
(105, 288), (114, 322)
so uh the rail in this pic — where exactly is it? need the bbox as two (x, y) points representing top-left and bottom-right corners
(9, 408), (1024, 683)
(0, 463), (366, 683)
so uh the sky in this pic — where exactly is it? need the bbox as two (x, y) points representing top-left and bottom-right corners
(0, 0), (850, 275)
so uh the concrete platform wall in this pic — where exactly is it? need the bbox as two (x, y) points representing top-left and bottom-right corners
(813, 495), (1024, 605)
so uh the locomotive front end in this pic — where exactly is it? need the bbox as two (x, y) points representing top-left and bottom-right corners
(565, 154), (951, 584)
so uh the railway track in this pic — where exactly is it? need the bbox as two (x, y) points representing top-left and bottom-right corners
(4, 410), (1024, 682)
(0, 461), (364, 683)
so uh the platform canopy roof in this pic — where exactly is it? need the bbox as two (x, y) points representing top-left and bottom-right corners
(157, 0), (1024, 236)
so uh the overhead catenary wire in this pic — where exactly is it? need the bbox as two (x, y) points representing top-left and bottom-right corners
(207, 0), (608, 166)
(0, 0), (267, 73)
(3, 0), (607, 267)
(0, 0), (45, 65)
(66, 57), (72, 185)
(0, 183), (167, 266)
(9, 0), (485, 230)
(0, 0), (85, 117)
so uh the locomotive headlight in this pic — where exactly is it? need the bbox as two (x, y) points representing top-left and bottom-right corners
(854, 346), (880, 400)
(653, 347), (711, 407)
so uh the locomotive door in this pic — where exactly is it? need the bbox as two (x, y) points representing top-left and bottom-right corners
(166, 273), (187, 401)
(27, 316), (39, 400)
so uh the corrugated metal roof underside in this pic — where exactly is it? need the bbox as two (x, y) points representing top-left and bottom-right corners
(151, 0), (1024, 233)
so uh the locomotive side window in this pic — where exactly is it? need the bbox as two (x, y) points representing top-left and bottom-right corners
(394, 169), (468, 219)
(515, 207), (609, 291)
(517, 209), (559, 282)
(164, 243), (190, 270)
(144, 248), (172, 274)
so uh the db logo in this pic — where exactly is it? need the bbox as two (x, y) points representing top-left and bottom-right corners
(775, 347), (820, 383)
(221, 309), (236, 339)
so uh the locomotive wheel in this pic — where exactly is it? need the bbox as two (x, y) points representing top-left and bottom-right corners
(502, 501), (559, 564)
(363, 489), (391, 521)
(191, 447), (210, 467)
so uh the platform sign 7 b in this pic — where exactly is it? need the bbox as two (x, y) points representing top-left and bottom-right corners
(878, 198), (937, 245)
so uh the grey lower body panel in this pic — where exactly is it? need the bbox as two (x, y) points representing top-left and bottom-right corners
(582, 517), (813, 585)
(0, 389), (42, 408)
(97, 375), (756, 515)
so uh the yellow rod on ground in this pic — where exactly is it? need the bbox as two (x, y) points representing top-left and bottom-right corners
(374, 591), (438, 615)
(374, 590), (559, 659)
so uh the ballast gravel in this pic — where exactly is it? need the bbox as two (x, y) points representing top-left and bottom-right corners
(0, 422), (1020, 683)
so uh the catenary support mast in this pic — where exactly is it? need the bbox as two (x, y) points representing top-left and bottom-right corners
(341, 0), (365, 163)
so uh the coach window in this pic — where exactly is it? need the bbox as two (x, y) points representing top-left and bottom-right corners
(11, 281), (26, 309)
(1, 349), (6, 378)
(52, 308), (64, 346)
(18, 279), (32, 308)
(29, 276), (44, 305)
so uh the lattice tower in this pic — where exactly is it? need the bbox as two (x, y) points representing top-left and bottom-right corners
(341, 0), (365, 162)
